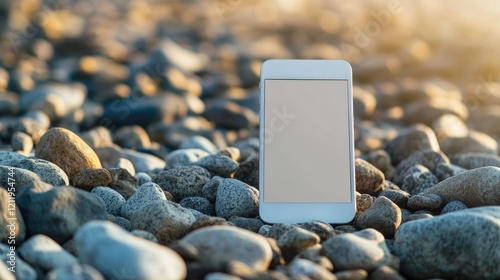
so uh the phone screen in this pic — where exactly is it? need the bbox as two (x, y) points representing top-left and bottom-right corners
(263, 79), (352, 203)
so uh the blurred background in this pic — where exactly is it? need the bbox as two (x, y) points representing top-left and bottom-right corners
(1, 0), (499, 157)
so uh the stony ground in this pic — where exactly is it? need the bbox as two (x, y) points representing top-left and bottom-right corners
(1, 0), (500, 279)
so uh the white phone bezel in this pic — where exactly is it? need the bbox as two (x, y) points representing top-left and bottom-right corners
(259, 59), (356, 224)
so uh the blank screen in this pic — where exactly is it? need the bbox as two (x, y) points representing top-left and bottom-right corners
(263, 79), (352, 203)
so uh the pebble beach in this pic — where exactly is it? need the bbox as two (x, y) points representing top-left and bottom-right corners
(1, 0), (500, 279)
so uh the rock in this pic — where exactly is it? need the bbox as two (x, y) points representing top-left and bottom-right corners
(355, 192), (375, 218)
(107, 168), (139, 199)
(121, 149), (166, 173)
(6, 157), (69, 186)
(393, 207), (500, 279)
(154, 166), (211, 201)
(182, 226), (272, 272)
(356, 196), (402, 238)
(401, 165), (439, 195)
(449, 152), (500, 169)
(402, 98), (468, 126)
(75, 220), (186, 280)
(73, 168), (112, 191)
(195, 153), (239, 177)
(179, 196), (215, 216)
(335, 269), (368, 280)
(0, 166), (44, 192)
(299, 221), (335, 242)
(135, 172), (152, 186)
(114, 217), (131, 231)
(16, 183), (108, 243)
(217, 147), (241, 161)
(131, 230), (158, 243)
(11, 131), (33, 153)
(179, 136), (218, 153)
(435, 162), (467, 181)
(113, 125), (151, 149)
(18, 234), (78, 271)
(112, 158), (136, 176)
(440, 130), (498, 155)
(121, 182), (167, 219)
(228, 217), (264, 233)
(130, 200), (195, 244)
(392, 150), (449, 186)
(355, 159), (385, 194)
(0, 188), (26, 243)
(215, 179), (259, 219)
(378, 189), (410, 208)
(369, 265), (404, 280)
(288, 258), (337, 280)
(423, 166), (500, 207)
(203, 100), (259, 129)
(35, 127), (102, 183)
(407, 193), (442, 211)
(385, 124), (440, 165)
(46, 264), (105, 280)
(295, 244), (332, 270)
(0, 151), (26, 165)
(441, 200), (468, 214)
(79, 127), (113, 149)
(353, 86), (377, 118)
(335, 225), (358, 233)
(258, 225), (271, 237)
(234, 156), (259, 188)
(321, 228), (394, 271)
(361, 150), (394, 178)
(0, 243), (37, 280)
(432, 114), (469, 140)
(201, 176), (223, 203)
(277, 226), (320, 262)
(405, 213), (433, 222)
(20, 83), (86, 122)
(91, 187), (126, 216)
(165, 148), (209, 169)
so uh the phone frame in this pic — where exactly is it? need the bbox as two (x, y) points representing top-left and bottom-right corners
(259, 59), (356, 224)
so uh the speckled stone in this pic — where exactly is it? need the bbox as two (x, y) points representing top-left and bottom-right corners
(393, 150), (449, 186)
(179, 196), (215, 216)
(449, 152), (500, 169)
(355, 158), (385, 194)
(73, 168), (112, 191)
(277, 226), (320, 262)
(215, 179), (259, 219)
(401, 165), (439, 195)
(120, 182), (167, 219)
(355, 192), (375, 219)
(131, 230), (159, 243)
(195, 153), (239, 177)
(228, 217), (264, 233)
(335, 269), (368, 280)
(91, 187), (126, 215)
(165, 148), (209, 169)
(179, 136), (218, 153)
(407, 193), (442, 211)
(11, 131), (33, 154)
(6, 157), (69, 186)
(356, 196), (402, 238)
(394, 207), (500, 279)
(135, 172), (152, 186)
(441, 200), (468, 214)
(201, 176), (223, 203)
(435, 162), (467, 181)
(234, 155), (259, 188)
(378, 189), (410, 208)
(18, 234), (78, 271)
(288, 258), (336, 280)
(298, 221), (335, 242)
(0, 243), (36, 280)
(130, 200), (195, 244)
(153, 166), (211, 201)
(35, 127), (102, 183)
(182, 226), (272, 272)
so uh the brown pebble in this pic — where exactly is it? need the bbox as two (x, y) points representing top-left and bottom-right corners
(73, 168), (112, 191)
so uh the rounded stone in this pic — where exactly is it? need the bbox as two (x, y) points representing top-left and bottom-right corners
(120, 182), (167, 219)
(407, 193), (442, 211)
(215, 179), (259, 219)
(18, 234), (78, 271)
(153, 166), (211, 201)
(195, 153), (239, 177)
(73, 168), (112, 191)
(179, 196), (215, 216)
(182, 226), (272, 272)
(35, 127), (102, 184)
(46, 264), (105, 280)
(356, 196), (402, 238)
(91, 187), (126, 216)
(165, 149), (209, 169)
(355, 158), (385, 194)
(441, 200), (468, 214)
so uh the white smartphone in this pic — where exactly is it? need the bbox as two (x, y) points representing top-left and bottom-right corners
(259, 59), (356, 224)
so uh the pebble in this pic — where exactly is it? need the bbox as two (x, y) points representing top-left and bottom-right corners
(234, 155), (259, 188)
(135, 172), (152, 185)
(6, 157), (69, 186)
(432, 113), (469, 140)
(392, 150), (449, 186)
(401, 164), (439, 195)
(179, 196), (215, 216)
(402, 98), (468, 125)
(384, 124), (440, 165)
(423, 166), (500, 207)
(11, 131), (33, 153)
(258, 225), (271, 237)
(154, 166), (211, 201)
(449, 152), (500, 169)
(361, 150), (394, 178)
(46, 264), (105, 280)
(18, 234), (78, 271)
(131, 230), (159, 243)
(217, 147), (241, 161)
(0, 188), (26, 243)
(35, 127), (102, 183)
(353, 85), (377, 119)
(215, 178), (259, 219)
(228, 217), (264, 233)
(335, 269), (368, 280)
(369, 265), (405, 280)
(91, 187), (125, 215)
(130, 200), (195, 244)
(355, 192), (375, 218)
(203, 100), (259, 129)
(201, 176), (223, 203)
(405, 213), (433, 222)
(0, 166), (43, 192)
(288, 258), (337, 280)
(321, 228), (394, 271)
(79, 127), (113, 149)
(394, 207), (500, 279)
(0, 243), (37, 280)
(378, 189), (410, 208)
(114, 216), (131, 231)
(120, 182), (167, 219)
(195, 153), (239, 177)
(121, 148), (166, 173)
(356, 196), (402, 238)
(299, 221), (335, 242)
(17, 183), (108, 243)
(75, 220), (186, 280)
(355, 158), (385, 194)
(434, 162), (466, 181)
(182, 225), (272, 271)
(179, 135), (218, 153)
(440, 130), (498, 155)
(165, 148), (209, 169)
(0, 151), (26, 165)
(113, 125), (151, 149)
(73, 168), (112, 191)
(277, 226), (320, 262)
(112, 158), (136, 176)
(441, 200), (468, 214)
(407, 193), (442, 211)
(188, 215), (233, 232)
(107, 168), (139, 199)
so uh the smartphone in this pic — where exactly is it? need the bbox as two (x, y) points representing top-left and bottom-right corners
(259, 59), (356, 224)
